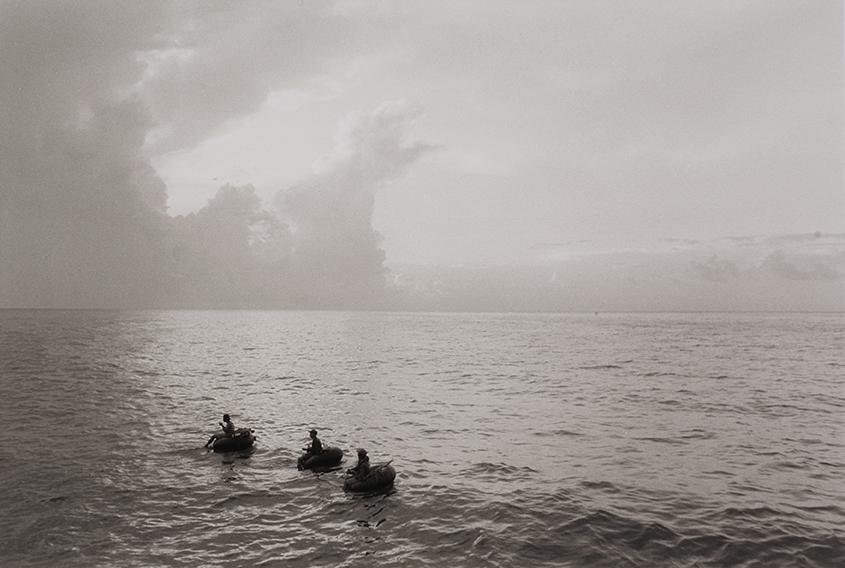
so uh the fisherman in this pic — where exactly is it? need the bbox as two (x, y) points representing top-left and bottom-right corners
(302, 429), (323, 456)
(205, 413), (236, 448)
(347, 448), (370, 480)
(220, 414), (236, 437)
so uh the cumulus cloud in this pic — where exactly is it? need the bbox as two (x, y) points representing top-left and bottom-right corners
(166, 184), (292, 307)
(156, 101), (433, 309)
(0, 1), (427, 308)
(0, 2), (172, 307)
(276, 102), (434, 306)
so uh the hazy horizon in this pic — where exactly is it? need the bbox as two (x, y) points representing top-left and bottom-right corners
(5, 308), (845, 313)
(1, 1), (843, 312)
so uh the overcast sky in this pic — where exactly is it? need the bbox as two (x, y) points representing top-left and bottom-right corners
(1, 1), (842, 310)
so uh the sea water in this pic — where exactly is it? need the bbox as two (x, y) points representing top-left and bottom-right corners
(0, 310), (842, 567)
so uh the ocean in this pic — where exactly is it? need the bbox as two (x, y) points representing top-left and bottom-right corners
(0, 310), (842, 567)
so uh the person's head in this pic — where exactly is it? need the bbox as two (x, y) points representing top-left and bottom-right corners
(357, 448), (367, 458)
(223, 414), (231, 422)
(309, 429), (317, 438)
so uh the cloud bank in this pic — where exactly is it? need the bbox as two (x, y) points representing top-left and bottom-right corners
(0, 2), (171, 307)
(390, 234), (845, 312)
(0, 1), (429, 308)
(0, 2), (841, 312)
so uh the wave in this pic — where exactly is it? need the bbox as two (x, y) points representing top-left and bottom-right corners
(531, 428), (585, 438)
(458, 462), (540, 480)
(632, 436), (688, 445)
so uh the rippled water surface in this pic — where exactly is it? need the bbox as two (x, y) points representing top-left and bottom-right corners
(0, 310), (843, 567)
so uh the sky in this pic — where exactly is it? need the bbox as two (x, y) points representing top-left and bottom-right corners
(0, 0), (843, 310)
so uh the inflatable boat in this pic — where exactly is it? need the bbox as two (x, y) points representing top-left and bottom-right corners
(344, 463), (396, 493)
(297, 446), (344, 470)
(211, 428), (256, 453)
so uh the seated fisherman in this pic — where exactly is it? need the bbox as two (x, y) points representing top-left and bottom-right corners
(220, 414), (236, 436)
(303, 429), (323, 456)
(205, 413), (236, 448)
(347, 448), (371, 479)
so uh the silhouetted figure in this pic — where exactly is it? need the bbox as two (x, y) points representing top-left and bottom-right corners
(220, 414), (235, 436)
(205, 413), (236, 448)
(302, 429), (323, 456)
(347, 448), (371, 480)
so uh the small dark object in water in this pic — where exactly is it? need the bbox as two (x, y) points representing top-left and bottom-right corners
(298, 446), (344, 470)
(211, 428), (255, 453)
(344, 463), (396, 493)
